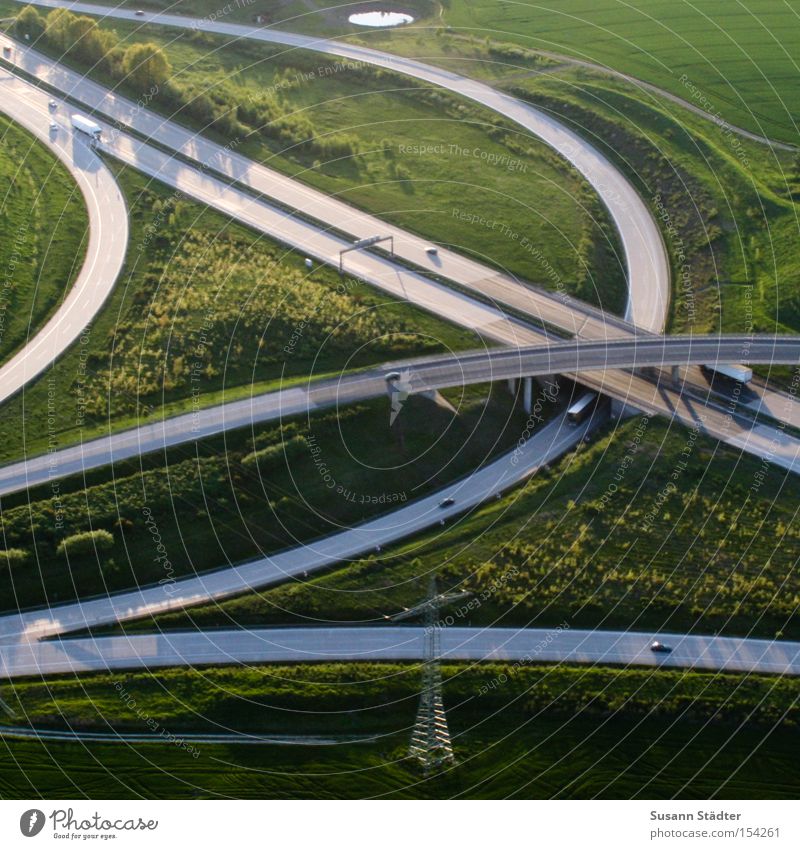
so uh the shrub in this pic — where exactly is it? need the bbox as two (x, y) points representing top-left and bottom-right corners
(242, 435), (307, 468)
(56, 529), (114, 558)
(45, 9), (115, 65)
(14, 5), (45, 42)
(0, 548), (28, 571)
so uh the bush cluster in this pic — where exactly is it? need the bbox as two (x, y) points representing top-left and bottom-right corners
(15, 6), (361, 163)
(77, 227), (429, 416)
(17, 6), (169, 86)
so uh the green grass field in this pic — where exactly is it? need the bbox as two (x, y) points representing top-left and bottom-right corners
(5, 716), (796, 799)
(337, 0), (800, 146)
(0, 112), (88, 362)
(1, 663), (798, 798)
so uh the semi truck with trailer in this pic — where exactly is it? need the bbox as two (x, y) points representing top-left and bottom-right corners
(71, 114), (102, 141)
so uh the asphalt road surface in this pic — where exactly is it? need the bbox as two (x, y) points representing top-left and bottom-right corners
(3, 626), (799, 678)
(0, 66), (127, 405)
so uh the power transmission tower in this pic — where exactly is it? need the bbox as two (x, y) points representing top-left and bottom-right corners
(389, 577), (467, 772)
(408, 604), (454, 771)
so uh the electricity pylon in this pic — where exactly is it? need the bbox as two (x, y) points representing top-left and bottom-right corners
(388, 577), (469, 772)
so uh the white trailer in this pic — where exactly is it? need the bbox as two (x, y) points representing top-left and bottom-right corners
(704, 363), (753, 384)
(71, 114), (102, 141)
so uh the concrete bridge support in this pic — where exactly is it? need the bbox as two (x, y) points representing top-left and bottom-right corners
(611, 397), (642, 420)
(523, 377), (533, 414)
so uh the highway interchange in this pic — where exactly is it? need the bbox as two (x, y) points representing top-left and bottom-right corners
(4, 13), (800, 465)
(0, 4), (799, 689)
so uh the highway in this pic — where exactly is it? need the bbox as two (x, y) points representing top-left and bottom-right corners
(0, 66), (127, 405)
(0, 334), (798, 497)
(13, 0), (670, 334)
(2, 626), (799, 678)
(1, 54), (800, 483)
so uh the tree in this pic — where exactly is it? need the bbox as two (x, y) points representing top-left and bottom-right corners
(122, 42), (171, 90)
(44, 7), (78, 52)
(14, 5), (45, 42)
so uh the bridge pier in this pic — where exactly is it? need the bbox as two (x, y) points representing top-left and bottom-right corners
(671, 365), (680, 384)
(507, 378), (517, 395)
(611, 398), (641, 420)
(523, 377), (532, 414)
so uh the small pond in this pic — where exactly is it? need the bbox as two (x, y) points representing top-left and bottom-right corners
(348, 11), (414, 27)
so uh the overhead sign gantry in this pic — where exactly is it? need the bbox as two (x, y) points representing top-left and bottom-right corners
(339, 234), (394, 273)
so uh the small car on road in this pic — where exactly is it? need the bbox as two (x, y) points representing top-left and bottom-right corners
(385, 371), (401, 382)
(48, 99), (57, 111)
(650, 641), (672, 653)
(439, 497), (455, 508)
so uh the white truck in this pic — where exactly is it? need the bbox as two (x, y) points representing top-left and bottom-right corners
(71, 114), (102, 141)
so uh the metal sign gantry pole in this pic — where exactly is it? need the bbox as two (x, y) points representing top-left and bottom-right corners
(339, 235), (394, 274)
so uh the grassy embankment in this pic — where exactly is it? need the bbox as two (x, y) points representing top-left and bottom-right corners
(0, 112), (88, 362)
(1, 662), (798, 798)
(142, 414), (800, 640)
